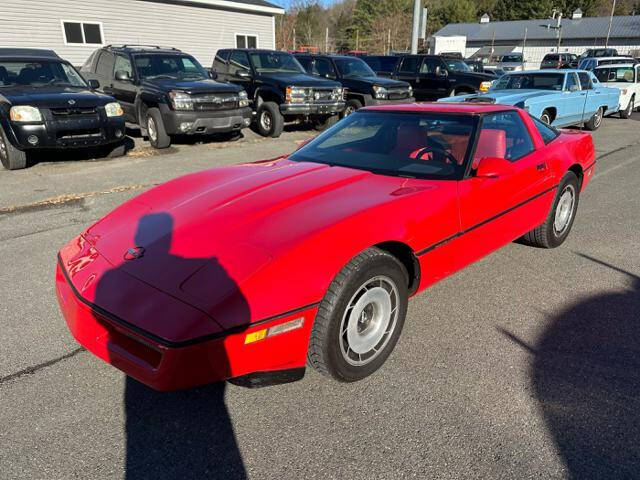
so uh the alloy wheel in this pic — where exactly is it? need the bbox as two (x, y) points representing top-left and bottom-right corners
(553, 185), (575, 235)
(147, 116), (157, 142)
(260, 110), (272, 131)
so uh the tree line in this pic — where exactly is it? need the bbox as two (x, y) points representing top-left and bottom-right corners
(276, 0), (640, 54)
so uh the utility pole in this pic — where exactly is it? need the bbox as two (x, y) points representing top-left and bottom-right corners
(356, 29), (359, 50)
(293, 27), (296, 51)
(387, 29), (391, 55)
(325, 27), (329, 53)
(606, 0), (617, 47)
(522, 27), (527, 70)
(411, 0), (421, 54)
(556, 12), (563, 52)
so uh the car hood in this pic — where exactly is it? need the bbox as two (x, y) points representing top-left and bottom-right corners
(83, 159), (441, 331)
(341, 76), (409, 91)
(258, 73), (342, 89)
(441, 89), (558, 104)
(453, 71), (494, 82)
(141, 78), (242, 94)
(0, 85), (113, 107)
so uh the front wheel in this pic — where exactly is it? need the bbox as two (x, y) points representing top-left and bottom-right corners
(146, 108), (171, 149)
(620, 97), (634, 119)
(540, 109), (553, 125)
(307, 247), (409, 382)
(256, 101), (284, 138)
(519, 171), (580, 249)
(584, 107), (603, 131)
(342, 99), (363, 118)
(312, 114), (339, 131)
(0, 126), (27, 170)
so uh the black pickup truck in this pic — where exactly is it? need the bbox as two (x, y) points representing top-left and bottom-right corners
(0, 48), (126, 170)
(391, 55), (494, 100)
(81, 45), (252, 148)
(294, 54), (414, 116)
(213, 49), (345, 137)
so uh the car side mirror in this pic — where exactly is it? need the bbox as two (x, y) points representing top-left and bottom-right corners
(237, 70), (251, 78)
(115, 70), (132, 82)
(208, 69), (218, 80)
(88, 79), (100, 89)
(475, 156), (513, 178)
(436, 66), (448, 77)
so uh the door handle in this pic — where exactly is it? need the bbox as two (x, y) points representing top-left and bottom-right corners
(536, 163), (547, 171)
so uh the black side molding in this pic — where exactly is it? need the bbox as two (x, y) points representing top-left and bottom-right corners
(228, 367), (306, 388)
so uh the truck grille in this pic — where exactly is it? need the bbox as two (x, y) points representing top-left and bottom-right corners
(191, 93), (238, 111)
(56, 129), (103, 140)
(310, 89), (341, 103)
(50, 107), (98, 116)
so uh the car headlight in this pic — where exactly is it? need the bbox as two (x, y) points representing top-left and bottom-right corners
(9, 105), (42, 122)
(238, 90), (249, 107)
(373, 85), (388, 99)
(334, 87), (344, 101)
(286, 86), (307, 104)
(104, 102), (124, 117)
(479, 81), (492, 93)
(169, 91), (194, 110)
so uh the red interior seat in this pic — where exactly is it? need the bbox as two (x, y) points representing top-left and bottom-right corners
(472, 129), (506, 168)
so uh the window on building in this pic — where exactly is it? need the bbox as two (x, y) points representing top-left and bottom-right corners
(62, 21), (103, 45)
(236, 34), (258, 49)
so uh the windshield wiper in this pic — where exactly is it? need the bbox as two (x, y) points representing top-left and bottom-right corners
(146, 74), (179, 80)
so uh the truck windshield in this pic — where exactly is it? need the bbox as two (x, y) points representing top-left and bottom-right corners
(289, 111), (476, 180)
(133, 55), (209, 80)
(492, 73), (565, 91)
(443, 59), (470, 72)
(500, 54), (522, 63)
(249, 52), (305, 74)
(334, 58), (375, 78)
(0, 60), (87, 88)
(594, 66), (636, 83)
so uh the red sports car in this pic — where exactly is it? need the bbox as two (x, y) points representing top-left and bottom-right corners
(56, 103), (595, 391)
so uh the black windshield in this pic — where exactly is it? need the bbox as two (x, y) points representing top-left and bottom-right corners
(249, 52), (305, 74)
(0, 60), (87, 87)
(289, 111), (477, 180)
(133, 55), (209, 80)
(334, 58), (376, 78)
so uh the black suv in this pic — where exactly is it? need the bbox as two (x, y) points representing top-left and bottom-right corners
(391, 55), (494, 100)
(213, 49), (345, 137)
(294, 54), (414, 116)
(81, 45), (252, 148)
(0, 48), (126, 170)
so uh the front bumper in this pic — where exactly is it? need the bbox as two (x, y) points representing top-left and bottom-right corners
(7, 114), (125, 150)
(55, 241), (317, 391)
(160, 105), (252, 135)
(280, 101), (345, 116)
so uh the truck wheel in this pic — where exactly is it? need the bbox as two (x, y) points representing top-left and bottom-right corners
(519, 171), (580, 249)
(620, 97), (634, 119)
(312, 114), (339, 131)
(256, 102), (284, 138)
(0, 126), (27, 170)
(105, 142), (126, 158)
(342, 99), (363, 117)
(584, 107), (603, 131)
(307, 247), (409, 382)
(540, 110), (553, 125)
(146, 108), (171, 149)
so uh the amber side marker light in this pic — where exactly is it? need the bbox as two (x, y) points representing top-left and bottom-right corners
(244, 317), (305, 345)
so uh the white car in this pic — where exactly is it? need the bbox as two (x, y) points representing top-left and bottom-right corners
(593, 63), (640, 118)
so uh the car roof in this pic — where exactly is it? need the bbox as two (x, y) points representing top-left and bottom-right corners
(105, 45), (182, 54)
(584, 56), (634, 61)
(363, 102), (518, 115)
(594, 63), (638, 68)
(0, 48), (60, 61)
(504, 69), (573, 74)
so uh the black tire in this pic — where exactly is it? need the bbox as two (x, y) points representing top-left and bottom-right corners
(0, 126), (27, 170)
(584, 107), (603, 131)
(342, 99), (363, 117)
(146, 108), (171, 149)
(307, 247), (409, 382)
(312, 114), (339, 131)
(256, 101), (284, 138)
(620, 96), (634, 119)
(105, 142), (126, 158)
(520, 172), (580, 249)
(540, 110), (553, 125)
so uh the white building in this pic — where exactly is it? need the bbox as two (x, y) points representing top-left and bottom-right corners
(435, 13), (640, 69)
(0, 0), (284, 66)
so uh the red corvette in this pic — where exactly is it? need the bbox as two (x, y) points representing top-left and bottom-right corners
(56, 103), (595, 391)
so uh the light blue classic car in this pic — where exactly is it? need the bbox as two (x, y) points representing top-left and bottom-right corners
(439, 70), (620, 130)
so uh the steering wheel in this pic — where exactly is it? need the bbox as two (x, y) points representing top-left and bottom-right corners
(410, 146), (459, 165)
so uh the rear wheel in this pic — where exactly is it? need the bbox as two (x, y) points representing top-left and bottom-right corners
(584, 107), (603, 131)
(146, 108), (171, 149)
(520, 171), (580, 249)
(307, 247), (409, 382)
(620, 97), (634, 119)
(0, 126), (27, 170)
(540, 109), (553, 125)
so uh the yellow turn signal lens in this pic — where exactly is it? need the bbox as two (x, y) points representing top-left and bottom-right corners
(244, 317), (305, 345)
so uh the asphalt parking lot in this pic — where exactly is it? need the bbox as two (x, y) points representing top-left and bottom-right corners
(1, 112), (640, 479)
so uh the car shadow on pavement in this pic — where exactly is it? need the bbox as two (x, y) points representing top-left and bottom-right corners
(26, 136), (135, 167)
(91, 212), (249, 479)
(499, 253), (640, 478)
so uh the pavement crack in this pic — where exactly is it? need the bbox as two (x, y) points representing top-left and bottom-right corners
(0, 347), (85, 386)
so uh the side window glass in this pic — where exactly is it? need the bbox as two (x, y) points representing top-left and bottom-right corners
(314, 58), (336, 79)
(399, 56), (420, 74)
(478, 112), (534, 162)
(565, 73), (579, 91)
(213, 50), (229, 72)
(96, 52), (115, 78)
(228, 51), (250, 76)
(578, 72), (592, 90)
(114, 55), (133, 78)
(419, 59), (438, 74)
(296, 57), (312, 72)
(531, 116), (558, 144)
